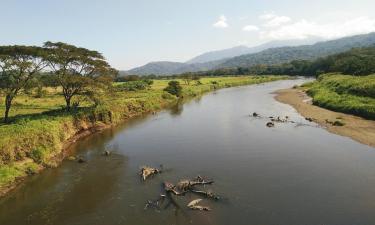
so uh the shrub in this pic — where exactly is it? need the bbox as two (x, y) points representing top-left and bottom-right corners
(29, 148), (45, 163)
(161, 92), (176, 100)
(34, 86), (47, 98)
(164, 81), (182, 97)
(116, 80), (152, 91)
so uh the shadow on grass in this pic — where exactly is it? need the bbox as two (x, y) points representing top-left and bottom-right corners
(0, 106), (96, 126)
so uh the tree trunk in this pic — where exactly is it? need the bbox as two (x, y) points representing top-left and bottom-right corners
(64, 95), (72, 111)
(4, 94), (13, 123)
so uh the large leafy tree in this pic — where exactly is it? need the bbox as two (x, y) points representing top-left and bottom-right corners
(0, 46), (48, 122)
(44, 42), (116, 110)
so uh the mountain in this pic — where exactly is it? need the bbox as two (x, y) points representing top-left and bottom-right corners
(124, 38), (323, 75)
(124, 33), (375, 76)
(125, 59), (225, 76)
(125, 61), (185, 75)
(186, 37), (324, 64)
(186, 45), (251, 64)
(217, 32), (375, 68)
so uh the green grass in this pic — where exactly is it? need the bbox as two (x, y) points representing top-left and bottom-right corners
(0, 75), (288, 189)
(306, 73), (375, 119)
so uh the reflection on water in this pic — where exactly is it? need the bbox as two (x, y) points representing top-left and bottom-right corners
(169, 101), (184, 116)
(1, 79), (375, 225)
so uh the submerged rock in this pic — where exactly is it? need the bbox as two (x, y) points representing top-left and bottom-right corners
(102, 150), (111, 156)
(77, 157), (86, 163)
(266, 122), (275, 127)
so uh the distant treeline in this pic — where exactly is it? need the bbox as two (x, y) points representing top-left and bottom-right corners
(121, 46), (374, 79)
(120, 47), (375, 80)
(187, 47), (375, 77)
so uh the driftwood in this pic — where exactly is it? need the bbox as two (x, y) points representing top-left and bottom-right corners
(140, 166), (162, 180)
(190, 189), (220, 200)
(163, 182), (186, 196)
(176, 176), (214, 192)
(145, 175), (217, 212)
(144, 194), (166, 210)
(187, 199), (211, 211)
(163, 176), (214, 194)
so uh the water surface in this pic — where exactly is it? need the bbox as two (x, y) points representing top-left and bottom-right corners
(1, 79), (375, 225)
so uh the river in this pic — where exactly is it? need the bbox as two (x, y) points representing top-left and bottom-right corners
(1, 79), (375, 225)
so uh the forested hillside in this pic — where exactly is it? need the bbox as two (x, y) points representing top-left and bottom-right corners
(218, 32), (375, 69)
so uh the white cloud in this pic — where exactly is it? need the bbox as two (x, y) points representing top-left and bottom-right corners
(261, 16), (375, 40)
(259, 12), (277, 20)
(213, 15), (228, 28)
(264, 16), (291, 27)
(242, 25), (259, 32)
(259, 12), (291, 27)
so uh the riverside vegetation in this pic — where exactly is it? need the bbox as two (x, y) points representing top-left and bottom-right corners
(0, 43), (288, 196)
(301, 73), (375, 120)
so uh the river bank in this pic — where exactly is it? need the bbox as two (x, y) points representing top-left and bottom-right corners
(275, 88), (375, 148)
(0, 76), (288, 197)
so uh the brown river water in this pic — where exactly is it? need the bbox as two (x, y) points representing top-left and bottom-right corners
(1, 79), (375, 225)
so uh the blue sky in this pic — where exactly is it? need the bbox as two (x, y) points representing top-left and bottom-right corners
(1, 0), (375, 69)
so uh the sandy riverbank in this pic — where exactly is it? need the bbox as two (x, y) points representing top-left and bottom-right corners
(275, 88), (375, 148)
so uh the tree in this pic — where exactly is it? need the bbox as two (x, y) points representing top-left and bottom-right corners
(181, 73), (193, 85)
(0, 45), (48, 122)
(164, 81), (182, 97)
(44, 42), (116, 110)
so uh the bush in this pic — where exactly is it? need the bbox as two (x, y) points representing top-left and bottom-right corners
(161, 92), (177, 100)
(34, 86), (47, 98)
(164, 81), (182, 97)
(116, 80), (152, 91)
(29, 148), (45, 163)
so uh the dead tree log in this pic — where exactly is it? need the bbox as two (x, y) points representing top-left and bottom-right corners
(187, 199), (211, 211)
(139, 166), (162, 180)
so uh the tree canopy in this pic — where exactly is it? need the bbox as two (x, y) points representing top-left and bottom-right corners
(0, 45), (48, 122)
(43, 41), (117, 110)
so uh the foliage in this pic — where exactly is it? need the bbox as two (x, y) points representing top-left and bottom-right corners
(164, 81), (182, 97)
(115, 75), (141, 82)
(116, 80), (153, 91)
(306, 74), (375, 119)
(43, 41), (117, 110)
(0, 45), (48, 122)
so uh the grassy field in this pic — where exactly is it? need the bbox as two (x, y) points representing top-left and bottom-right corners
(304, 73), (375, 119)
(0, 75), (288, 192)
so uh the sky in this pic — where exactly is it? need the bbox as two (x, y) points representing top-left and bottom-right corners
(1, 0), (375, 70)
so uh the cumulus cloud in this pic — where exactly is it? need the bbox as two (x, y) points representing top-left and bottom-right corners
(259, 12), (277, 20)
(242, 25), (259, 32)
(259, 12), (291, 27)
(261, 16), (375, 40)
(264, 16), (291, 27)
(213, 15), (228, 28)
